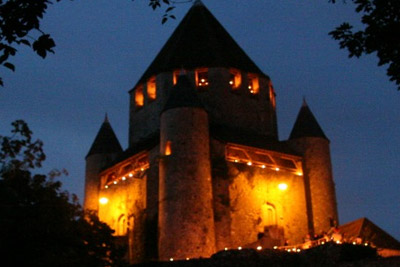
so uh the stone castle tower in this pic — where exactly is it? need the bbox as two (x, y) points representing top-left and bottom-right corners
(84, 1), (338, 263)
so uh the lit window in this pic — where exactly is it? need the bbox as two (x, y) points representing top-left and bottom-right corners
(196, 69), (209, 88)
(248, 74), (259, 94)
(173, 70), (181, 85)
(165, 140), (172, 156)
(147, 76), (156, 101)
(229, 69), (241, 89)
(135, 85), (144, 108)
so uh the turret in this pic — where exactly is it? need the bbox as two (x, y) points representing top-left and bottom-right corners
(288, 100), (338, 235)
(84, 115), (122, 212)
(158, 74), (216, 260)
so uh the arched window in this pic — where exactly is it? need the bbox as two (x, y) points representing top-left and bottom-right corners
(116, 214), (127, 236)
(261, 202), (277, 228)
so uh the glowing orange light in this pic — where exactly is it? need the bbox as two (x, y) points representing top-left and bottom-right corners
(278, 183), (288, 191)
(165, 140), (172, 156)
(247, 162), (252, 166)
(122, 176), (126, 181)
(135, 86), (144, 107)
(105, 185), (109, 189)
(275, 167), (280, 171)
(99, 197), (109, 205)
(296, 172), (303, 176)
(261, 165), (266, 168)
(147, 76), (156, 100)
(224, 247), (228, 251)
(129, 173), (133, 177)
(113, 181), (118, 185)
(256, 246), (262, 251)
(169, 258), (174, 262)
(238, 246), (242, 250)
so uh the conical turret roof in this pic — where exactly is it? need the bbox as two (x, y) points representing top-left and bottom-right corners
(134, 1), (267, 88)
(86, 115), (123, 158)
(162, 73), (204, 112)
(289, 100), (328, 140)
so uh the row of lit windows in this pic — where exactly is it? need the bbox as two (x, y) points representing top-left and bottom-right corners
(134, 69), (264, 108)
(135, 76), (156, 107)
(101, 153), (149, 188)
(225, 144), (303, 176)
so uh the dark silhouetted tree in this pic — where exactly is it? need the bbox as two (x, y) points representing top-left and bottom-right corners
(0, 0), (60, 86)
(0, 120), (127, 267)
(329, 0), (400, 90)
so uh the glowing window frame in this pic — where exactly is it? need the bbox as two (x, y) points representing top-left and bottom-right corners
(247, 74), (259, 94)
(134, 85), (144, 108)
(147, 76), (156, 101)
(100, 151), (150, 188)
(229, 69), (242, 89)
(196, 68), (209, 88)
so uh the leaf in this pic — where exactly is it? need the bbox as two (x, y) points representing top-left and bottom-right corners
(3, 62), (15, 72)
(33, 34), (55, 58)
(166, 6), (175, 12)
(162, 17), (168, 24)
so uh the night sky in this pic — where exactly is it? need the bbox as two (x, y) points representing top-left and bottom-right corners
(1, 0), (399, 241)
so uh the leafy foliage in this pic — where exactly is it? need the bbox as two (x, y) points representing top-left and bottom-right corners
(148, 0), (191, 24)
(329, 0), (400, 90)
(0, 120), (127, 267)
(0, 0), (62, 86)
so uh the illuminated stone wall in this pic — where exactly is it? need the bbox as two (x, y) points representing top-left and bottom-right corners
(98, 175), (147, 264)
(196, 68), (277, 139)
(129, 68), (277, 147)
(289, 137), (338, 235)
(84, 153), (119, 212)
(159, 107), (216, 261)
(211, 139), (309, 248)
(227, 163), (308, 246)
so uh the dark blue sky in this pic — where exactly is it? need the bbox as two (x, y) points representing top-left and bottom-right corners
(1, 0), (399, 240)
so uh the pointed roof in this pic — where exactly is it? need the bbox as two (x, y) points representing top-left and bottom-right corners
(162, 73), (204, 113)
(339, 217), (400, 250)
(86, 116), (123, 158)
(289, 100), (328, 140)
(133, 1), (267, 89)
